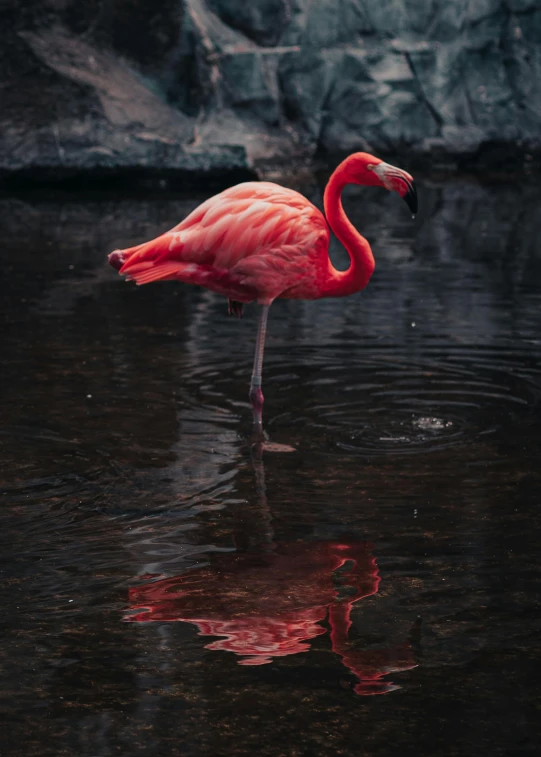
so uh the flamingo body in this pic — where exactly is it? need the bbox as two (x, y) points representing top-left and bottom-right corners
(112, 182), (330, 305)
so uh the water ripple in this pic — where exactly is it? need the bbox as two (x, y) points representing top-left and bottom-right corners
(173, 342), (540, 456)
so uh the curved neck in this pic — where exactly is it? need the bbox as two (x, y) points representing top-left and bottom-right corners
(322, 164), (375, 297)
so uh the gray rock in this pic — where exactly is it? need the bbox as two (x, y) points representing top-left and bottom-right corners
(207, 0), (292, 46)
(1, 0), (541, 183)
(0, 26), (253, 184)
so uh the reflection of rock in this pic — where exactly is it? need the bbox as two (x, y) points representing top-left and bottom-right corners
(127, 541), (417, 693)
(2, 0), (541, 183)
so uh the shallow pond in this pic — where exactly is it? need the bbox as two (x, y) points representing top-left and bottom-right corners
(2, 176), (541, 756)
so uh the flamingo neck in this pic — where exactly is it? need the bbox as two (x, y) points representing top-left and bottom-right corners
(322, 164), (375, 297)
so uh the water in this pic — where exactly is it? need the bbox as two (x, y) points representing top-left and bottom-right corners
(2, 177), (541, 756)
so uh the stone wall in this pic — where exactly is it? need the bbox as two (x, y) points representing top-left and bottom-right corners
(2, 0), (540, 182)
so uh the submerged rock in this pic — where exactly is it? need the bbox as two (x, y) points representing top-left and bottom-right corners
(1, 0), (541, 183)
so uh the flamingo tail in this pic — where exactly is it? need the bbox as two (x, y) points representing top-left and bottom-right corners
(108, 231), (257, 302)
(108, 233), (189, 285)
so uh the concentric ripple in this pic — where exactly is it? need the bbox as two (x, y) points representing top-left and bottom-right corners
(301, 345), (539, 454)
(175, 342), (541, 456)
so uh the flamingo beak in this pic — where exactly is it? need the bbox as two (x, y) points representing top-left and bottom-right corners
(403, 181), (418, 215)
(373, 162), (418, 216)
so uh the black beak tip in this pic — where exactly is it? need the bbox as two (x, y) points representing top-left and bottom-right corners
(404, 183), (418, 215)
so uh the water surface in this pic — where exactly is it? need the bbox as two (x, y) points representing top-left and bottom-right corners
(2, 177), (541, 756)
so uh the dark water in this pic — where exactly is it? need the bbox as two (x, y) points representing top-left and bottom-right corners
(2, 177), (541, 756)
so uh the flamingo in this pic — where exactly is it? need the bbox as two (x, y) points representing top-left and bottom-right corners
(108, 152), (417, 435)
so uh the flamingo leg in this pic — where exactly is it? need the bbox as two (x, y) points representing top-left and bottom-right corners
(228, 299), (244, 318)
(249, 305), (270, 437)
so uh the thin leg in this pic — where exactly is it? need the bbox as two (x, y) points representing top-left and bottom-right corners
(249, 305), (270, 438)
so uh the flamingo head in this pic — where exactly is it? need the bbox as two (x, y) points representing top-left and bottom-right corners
(347, 153), (418, 216)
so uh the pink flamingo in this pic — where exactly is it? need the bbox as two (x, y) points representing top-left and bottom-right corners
(109, 152), (417, 434)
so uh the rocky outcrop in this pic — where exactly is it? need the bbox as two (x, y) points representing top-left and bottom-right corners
(1, 0), (540, 184)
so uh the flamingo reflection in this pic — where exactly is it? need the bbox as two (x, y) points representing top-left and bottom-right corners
(126, 541), (416, 694)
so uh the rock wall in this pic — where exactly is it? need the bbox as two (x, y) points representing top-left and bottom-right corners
(2, 0), (541, 182)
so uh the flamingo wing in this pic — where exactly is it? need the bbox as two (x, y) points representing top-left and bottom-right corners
(112, 182), (330, 304)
